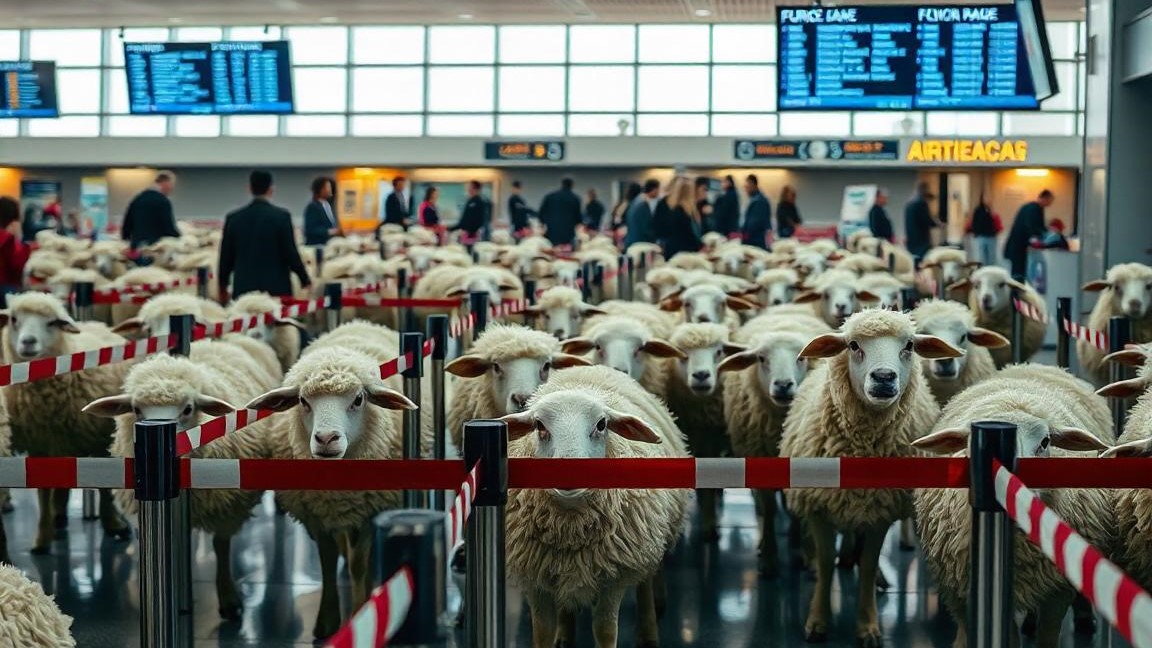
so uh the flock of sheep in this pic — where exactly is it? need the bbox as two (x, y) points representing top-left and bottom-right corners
(2, 223), (1152, 647)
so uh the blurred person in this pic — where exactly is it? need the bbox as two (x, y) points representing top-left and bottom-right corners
(1037, 217), (1069, 250)
(382, 176), (410, 231)
(538, 177), (582, 247)
(868, 188), (894, 242)
(122, 171), (180, 250)
(303, 176), (341, 246)
(905, 181), (938, 263)
(967, 194), (1002, 266)
(57, 210), (83, 237)
(1004, 189), (1054, 279)
(611, 182), (642, 242)
(0, 196), (31, 307)
(623, 179), (661, 248)
(583, 188), (606, 232)
(741, 174), (772, 250)
(662, 178), (704, 258)
(450, 180), (490, 241)
(694, 176), (715, 233)
(776, 185), (802, 239)
(418, 186), (442, 230)
(507, 180), (535, 238)
(712, 174), (741, 237)
(218, 170), (312, 301)
(652, 176), (682, 248)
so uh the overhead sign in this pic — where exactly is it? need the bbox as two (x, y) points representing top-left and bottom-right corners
(734, 139), (900, 162)
(906, 139), (1028, 163)
(483, 141), (565, 162)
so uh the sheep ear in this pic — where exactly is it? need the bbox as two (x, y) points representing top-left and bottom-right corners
(911, 428), (969, 455)
(51, 319), (82, 334)
(498, 283), (519, 292)
(919, 261), (939, 269)
(967, 327), (1011, 349)
(722, 342), (748, 356)
(445, 288), (468, 298)
(946, 278), (971, 292)
(445, 355), (491, 378)
(605, 408), (661, 444)
(245, 386), (301, 412)
(725, 295), (758, 311)
(82, 394), (134, 418)
(826, 251), (843, 262)
(856, 290), (879, 303)
(1103, 349), (1149, 367)
(1050, 427), (1110, 452)
(0, 310), (8, 327)
(658, 296), (683, 312)
(963, 261), (983, 269)
(1082, 280), (1111, 292)
(793, 291), (822, 304)
(1096, 378), (1147, 399)
(579, 305), (607, 316)
(560, 337), (595, 355)
(1101, 438), (1152, 458)
(551, 353), (591, 369)
(498, 412), (536, 441)
(800, 334), (847, 358)
(913, 334), (963, 359)
(195, 395), (237, 417)
(365, 383), (418, 410)
(639, 339), (686, 359)
(111, 318), (145, 334)
(718, 350), (758, 373)
(1006, 278), (1029, 293)
(272, 316), (306, 330)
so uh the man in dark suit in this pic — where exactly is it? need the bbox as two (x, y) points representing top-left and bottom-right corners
(868, 189), (894, 242)
(741, 174), (771, 250)
(303, 176), (341, 246)
(904, 181), (938, 263)
(449, 180), (490, 241)
(218, 170), (312, 301)
(508, 180), (534, 237)
(1004, 189), (1054, 279)
(122, 171), (181, 250)
(382, 176), (410, 231)
(623, 179), (660, 247)
(537, 177), (582, 247)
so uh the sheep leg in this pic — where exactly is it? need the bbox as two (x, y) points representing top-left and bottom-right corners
(1071, 595), (1097, 634)
(635, 576), (659, 647)
(1034, 592), (1074, 648)
(98, 488), (130, 540)
(312, 532), (343, 640)
(756, 489), (779, 578)
(653, 564), (668, 618)
(837, 530), (860, 569)
(591, 584), (626, 648)
(32, 488), (53, 553)
(523, 589), (557, 648)
(898, 517), (916, 551)
(854, 527), (886, 647)
(697, 489), (719, 542)
(0, 516), (9, 565)
(557, 608), (577, 647)
(347, 532), (373, 607)
(213, 534), (242, 621)
(804, 516), (835, 643)
(52, 488), (70, 532)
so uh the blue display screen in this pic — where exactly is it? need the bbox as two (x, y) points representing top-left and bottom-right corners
(777, 5), (1039, 111)
(0, 61), (59, 118)
(124, 41), (295, 115)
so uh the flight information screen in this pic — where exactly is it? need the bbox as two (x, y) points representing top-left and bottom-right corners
(777, 5), (1038, 111)
(124, 41), (294, 115)
(0, 61), (59, 118)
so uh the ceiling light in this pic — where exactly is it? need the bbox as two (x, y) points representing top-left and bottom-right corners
(1015, 168), (1051, 177)
(319, 16), (339, 23)
(458, 12), (474, 20)
(168, 17), (184, 24)
(694, 8), (712, 17)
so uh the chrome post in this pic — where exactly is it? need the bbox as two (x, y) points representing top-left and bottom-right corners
(967, 420), (1017, 648)
(134, 419), (180, 648)
(463, 420), (508, 648)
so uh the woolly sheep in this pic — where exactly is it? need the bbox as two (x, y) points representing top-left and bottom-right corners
(1079, 263), (1152, 384)
(920, 247), (976, 296)
(500, 365), (690, 648)
(659, 283), (757, 332)
(561, 315), (684, 398)
(833, 253), (889, 277)
(584, 300), (677, 340)
(107, 266), (183, 326)
(855, 272), (906, 311)
(857, 236), (915, 279)
(791, 251), (829, 281)
(529, 286), (605, 340)
(801, 239), (841, 258)
(0, 563), (75, 647)
(410, 264), (522, 333)
(111, 293), (228, 337)
(845, 230), (872, 253)
(572, 248), (621, 301)
(23, 252), (67, 284)
(44, 268), (113, 325)
(225, 292), (305, 372)
(642, 267), (686, 303)
(912, 299), (1008, 406)
(701, 231), (729, 252)
(795, 268), (878, 328)
(914, 365), (1113, 648)
(667, 252), (713, 272)
(951, 266), (1047, 368)
(0, 293), (132, 553)
(754, 268), (802, 308)
(83, 337), (282, 620)
(779, 309), (959, 645)
(445, 324), (589, 449)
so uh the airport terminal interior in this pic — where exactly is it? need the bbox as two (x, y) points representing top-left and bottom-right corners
(1, 0), (1151, 646)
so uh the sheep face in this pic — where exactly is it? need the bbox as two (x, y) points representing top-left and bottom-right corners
(661, 285), (756, 325)
(914, 415), (1107, 459)
(797, 282), (862, 328)
(447, 352), (589, 414)
(713, 249), (745, 276)
(674, 342), (741, 396)
(865, 285), (901, 311)
(793, 254), (827, 279)
(446, 274), (515, 307)
(719, 334), (810, 406)
(762, 280), (796, 308)
(0, 308), (79, 360)
(563, 333), (684, 380)
(1105, 276), (1152, 319)
(84, 388), (236, 431)
(916, 318), (1008, 381)
(539, 304), (603, 340)
(967, 268), (1023, 315)
(553, 262), (580, 287)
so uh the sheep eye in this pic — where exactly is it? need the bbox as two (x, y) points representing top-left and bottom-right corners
(998, 282), (1006, 289)
(904, 341), (914, 352)
(595, 417), (607, 433)
(301, 398), (311, 413)
(535, 420), (549, 438)
(181, 405), (193, 417)
(848, 341), (861, 352)
(352, 393), (364, 408)
(133, 408), (142, 418)
(1039, 437), (1051, 450)
(492, 363), (503, 376)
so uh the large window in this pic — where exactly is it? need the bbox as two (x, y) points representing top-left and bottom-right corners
(2, 22), (1087, 138)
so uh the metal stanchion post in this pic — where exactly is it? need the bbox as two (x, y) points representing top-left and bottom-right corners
(900, 287), (919, 313)
(593, 264), (604, 305)
(523, 280), (537, 331)
(324, 283), (343, 332)
(581, 262), (594, 302)
(968, 420), (1017, 648)
(167, 315), (194, 646)
(402, 332), (427, 510)
(937, 271), (947, 300)
(463, 420), (508, 648)
(374, 510), (448, 645)
(398, 268), (410, 334)
(1109, 316), (1132, 436)
(1011, 290), (1025, 365)
(617, 254), (629, 302)
(196, 267), (210, 300)
(887, 252), (897, 273)
(428, 315), (448, 512)
(314, 247), (324, 274)
(636, 252), (647, 290)
(73, 281), (94, 321)
(1056, 297), (1072, 370)
(470, 291), (489, 342)
(135, 419), (179, 648)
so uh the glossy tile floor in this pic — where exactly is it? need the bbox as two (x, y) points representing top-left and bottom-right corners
(0, 486), (1131, 647)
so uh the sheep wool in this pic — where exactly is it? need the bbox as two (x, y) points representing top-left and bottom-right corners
(0, 564), (75, 648)
(965, 268), (1046, 368)
(1110, 374), (1152, 590)
(0, 395), (9, 564)
(1080, 263), (1152, 384)
(226, 291), (303, 372)
(912, 299), (999, 406)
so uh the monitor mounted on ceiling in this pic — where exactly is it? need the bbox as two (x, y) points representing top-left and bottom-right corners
(1014, 0), (1060, 102)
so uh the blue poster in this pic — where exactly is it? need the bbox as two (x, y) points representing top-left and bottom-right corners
(80, 176), (109, 237)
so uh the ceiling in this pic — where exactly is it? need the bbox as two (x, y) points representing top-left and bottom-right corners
(0, 0), (1087, 28)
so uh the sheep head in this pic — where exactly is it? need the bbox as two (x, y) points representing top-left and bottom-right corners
(913, 300), (1009, 382)
(794, 270), (876, 328)
(0, 293), (81, 360)
(718, 330), (812, 407)
(1083, 263), (1152, 320)
(83, 356), (236, 430)
(659, 284), (757, 324)
(951, 267), (1028, 316)
(915, 415), (1107, 458)
(529, 286), (606, 340)
(562, 317), (684, 380)
(670, 323), (745, 396)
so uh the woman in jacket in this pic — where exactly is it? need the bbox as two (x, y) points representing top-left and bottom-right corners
(662, 178), (703, 259)
(583, 188), (606, 233)
(712, 175), (741, 237)
(967, 195), (1001, 266)
(0, 196), (31, 307)
(776, 185), (802, 239)
(611, 182), (642, 246)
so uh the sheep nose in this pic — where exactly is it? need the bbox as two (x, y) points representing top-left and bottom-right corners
(1128, 300), (1143, 314)
(313, 431), (339, 446)
(870, 369), (897, 384)
(771, 299), (783, 306)
(510, 393), (531, 411)
(936, 358), (956, 372)
(696, 314), (713, 323)
(691, 370), (711, 382)
(612, 365), (629, 374)
(772, 379), (795, 393)
(981, 295), (994, 310)
(553, 329), (566, 339)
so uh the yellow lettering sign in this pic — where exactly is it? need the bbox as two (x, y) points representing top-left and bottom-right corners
(905, 139), (1028, 163)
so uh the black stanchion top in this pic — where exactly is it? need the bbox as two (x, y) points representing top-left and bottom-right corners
(463, 420), (508, 507)
(196, 266), (210, 283)
(402, 332), (424, 378)
(1109, 316), (1132, 354)
(524, 280), (537, 306)
(324, 282), (343, 309)
(397, 268), (409, 293)
(133, 419), (180, 502)
(427, 315), (448, 360)
(470, 291), (489, 341)
(968, 420), (1018, 511)
(73, 282), (94, 308)
(168, 314), (193, 357)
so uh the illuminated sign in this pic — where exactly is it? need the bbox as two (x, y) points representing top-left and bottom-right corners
(734, 139), (900, 162)
(906, 139), (1029, 163)
(483, 141), (565, 162)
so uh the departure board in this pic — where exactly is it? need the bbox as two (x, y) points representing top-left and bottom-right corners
(124, 41), (294, 115)
(777, 5), (1039, 111)
(0, 61), (59, 118)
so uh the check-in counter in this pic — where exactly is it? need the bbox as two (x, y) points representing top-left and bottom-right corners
(1026, 247), (1080, 347)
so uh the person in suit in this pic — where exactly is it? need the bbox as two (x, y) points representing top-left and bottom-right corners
(1003, 189), (1054, 279)
(741, 174), (771, 250)
(583, 188), (606, 232)
(508, 180), (535, 238)
(623, 179), (661, 248)
(449, 180), (489, 241)
(303, 176), (341, 246)
(538, 177), (582, 247)
(776, 185), (802, 239)
(663, 178), (704, 258)
(218, 170), (312, 301)
(611, 182), (642, 243)
(904, 181), (938, 263)
(694, 176), (715, 233)
(382, 176), (410, 230)
(868, 189), (894, 242)
(712, 175), (741, 238)
(122, 171), (181, 250)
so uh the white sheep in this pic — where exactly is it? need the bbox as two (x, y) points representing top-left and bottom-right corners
(832, 252), (889, 278)
(950, 266), (1047, 368)
(920, 247), (976, 298)
(659, 283), (758, 332)
(561, 315), (685, 398)
(914, 364), (1114, 648)
(529, 286), (605, 340)
(640, 267), (686, 304)
(83, 336), (282, 620)
(224, 292), (305, 372)
(856, 236), (915, 280)
(779, 309), (959, 645)
(0, 563), (75, 647)
(855, 272), (906, 311)
(410, 264), (522, 335)
(583, 300), (677, 340)
(753, 268), (802, 309)
(500, 365), (690, 648)
(1079, 263), (1152, 385)
(795, 269), (878, 328)
(108, 266), (184, 326)
(0, 293), (133, 553)
(111, 293), (228, 338)
(667, 252), (713, 272)
(912, 299), (1008, 407)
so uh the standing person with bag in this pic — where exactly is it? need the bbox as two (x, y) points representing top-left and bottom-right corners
(967, 195), (1002, 267)
(776, 185), (802, 239)
(0, 196), (31, 308)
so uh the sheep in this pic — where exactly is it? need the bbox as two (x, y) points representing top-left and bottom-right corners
(791, 251), (829, 280)
(770, 238), (800, 257)
(801, 239), (841, 259)
(753, 268), (803, 308)
(431, 247), (474, 269)
(914, 365), (1114, 648)
(846, 230), (873, 253)
(701, 231), (729, 252)
(833, 253), (889, 277)
(445, 324), (589, 450)
(667, 252), (713, 272)
(583, 300), (677, 340)
(243, 322), (429, 639)
(641, 267), (686, 304)
(779, 309), (960, 645)
(659, 283), (757, 332)
(795, 268), (878, 328)
(920, 247), (976, 298)
(855, 272), (906, 311)
(1079, 263), (1152, 385)
(44, 268), (114, 325)
(0, 293), (132, 553)
(529, 286), (605, 340)
(111, 293), (228, 337)
(225, 291), (305, 372)
(499, 365), (690, 648)
(857, 236), (915, 280)
(0, 563), (75, 647)
(108, 266), (183, 326)
(912, 299), (1008, 407)
(573, 248), (621, 301)
(410, 264), (522, 334)
(561, 315), (685, 398)
(951, 266), (1047, 368)
(22, 252), (67, 285)
(665, 322), (746, 540)
(82, 336), (282, 620)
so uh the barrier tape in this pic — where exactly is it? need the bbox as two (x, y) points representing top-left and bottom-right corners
(995, 460), (1152, 648)
(324, 566), (414, 648)
(1013, 298), (1050, 324)
(110, 275), (207, 294)
(346, 282), (385, 296)
(918, 270), (938, 297)
(378, 340), (435, 379)
(492, 298), (528, 318)
(449, 313), (476, 338)
(1065, 318), (1109, 351)
(449, 461), (481, 551)
(279, 296), (330, 319)
(343, 296), (461, 309)
(0, 333), (177, 387)
(90, 292), (153, 305)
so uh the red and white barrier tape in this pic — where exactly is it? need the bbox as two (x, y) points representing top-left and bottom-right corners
(279, 296), (330, 319)
(0, 333), (176, 387)
(918, 270), (938, 297)
(90, 292), (153, 305)
(449, 313), (476, 338)
(378, 340), (435, 380)
(996, 461), (1152, 647)
(342, 296), (460, 309)
(324, 566), (414, 648)
(492, 298), (528, 318)
(112, 275), (207, 294)
(345, 282), (385, 296)
(1012, 298), (1049, 324)
(448, 461), (481, 551)
(1064, 318), (1109, 351)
